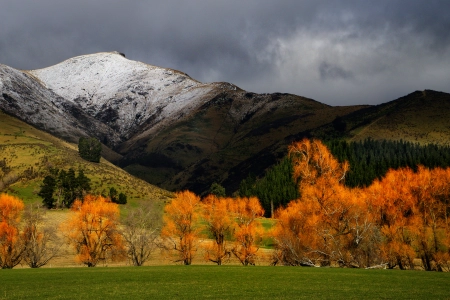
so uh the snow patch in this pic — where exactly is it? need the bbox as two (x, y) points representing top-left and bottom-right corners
(29, 52), (216, 139)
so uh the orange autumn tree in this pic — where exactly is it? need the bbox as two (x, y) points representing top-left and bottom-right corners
(365, 166), (450, 270)
(161, 190), (202, 265)
(272, 139), (379, 267)
(411, 166), (450, 271)
(201, 195), (234, 265)
(0, 193), (25, 269)
(273, 178), (379, 267)
(230, 196), (264, 266)
(289, 138), (349, 186)
(377, 166), (450, 271)
(365, 169), (419, 269)
(61, 194), (125, 267)
(271, 197), (320, 266)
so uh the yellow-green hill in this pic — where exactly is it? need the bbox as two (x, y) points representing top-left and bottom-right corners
(0, 110), (172, 216)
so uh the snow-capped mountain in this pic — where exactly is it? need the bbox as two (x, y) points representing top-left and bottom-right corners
(29, 52), (225, 140)
(0, 51), (363, 193)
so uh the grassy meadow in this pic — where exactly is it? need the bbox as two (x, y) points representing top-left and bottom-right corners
(1, 266), (449, 299)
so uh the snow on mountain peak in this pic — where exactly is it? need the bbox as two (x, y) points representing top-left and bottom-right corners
(28, 52), (216, 139)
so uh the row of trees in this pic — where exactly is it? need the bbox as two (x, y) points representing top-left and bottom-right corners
(4, 138), (449, 270)
(1, 191), (265, 268)
(160, 191), (265, 266)
(0, 193), (156, 268)
(39, 168), (91, 209)
(271, 139), (450, 271)
(58, 191), (265, 267)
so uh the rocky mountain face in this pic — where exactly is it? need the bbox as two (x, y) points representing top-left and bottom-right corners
(2, 51), (448, 195)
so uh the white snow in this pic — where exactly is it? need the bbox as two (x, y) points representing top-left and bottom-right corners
(29, 52), (218, 139)
(2, 52), (250, 146)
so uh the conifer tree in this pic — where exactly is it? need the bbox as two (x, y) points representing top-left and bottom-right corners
(78, 137), (102, 163)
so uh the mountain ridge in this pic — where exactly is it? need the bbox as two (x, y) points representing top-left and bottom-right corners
(1, 52), (450, 195)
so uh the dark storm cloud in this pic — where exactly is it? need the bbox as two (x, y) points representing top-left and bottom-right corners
(1, 0), (449, 105)
(319, 62), (353, 81)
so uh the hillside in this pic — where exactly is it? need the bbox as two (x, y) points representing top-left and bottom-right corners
(0, 110), (171, 212)
(312, 90), (450, 145)
(0, 52), (366, 194)
(122, 91), (365, 194)
(1, 52), (450, 196)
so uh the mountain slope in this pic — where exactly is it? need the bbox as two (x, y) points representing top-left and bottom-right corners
(312, 90), (450, 145)
(28, 52), (230, 143)
(0, 62), (123, 147)
(120, 91), (364, 193)
(1, 52), (365, 194)
(2, 52), (450, 196)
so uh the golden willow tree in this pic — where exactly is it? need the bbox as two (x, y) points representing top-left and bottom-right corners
(0, 194), (25, 269)
(272, 139), (381, 267)
(61, 195), (125, 267)
(161, 190), (202, 265)
(272, 138), (450, 270)
(230, 196), (264, 266)
(162, 192), (265, 266)
(366, 166), (450, 270)
(201, 195), (265, 266)
(201, 195), (234, 265)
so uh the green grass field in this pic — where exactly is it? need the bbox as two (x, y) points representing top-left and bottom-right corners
(1, 266), (449, 299)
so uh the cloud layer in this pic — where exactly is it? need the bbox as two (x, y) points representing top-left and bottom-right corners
(1, 1), (449, 105)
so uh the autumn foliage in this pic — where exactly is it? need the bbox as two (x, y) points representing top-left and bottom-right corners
(272, 138), (450, 270)
(2, 137), (448, 270)
(161, 190), (202, 265)
(230, 197), (264, 266)
(201, 195), (233, 265)
(200, 195), (265, 266)
(0, 193), (25, 269)
(61, 194), (125, 267)
(161, 192), (266, 266)
(273, 139), (375, 267)
(367, 166), (450, 270)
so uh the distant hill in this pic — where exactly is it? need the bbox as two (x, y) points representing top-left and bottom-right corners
(1, 52), (449, 195)
(312, 90), (450, 145)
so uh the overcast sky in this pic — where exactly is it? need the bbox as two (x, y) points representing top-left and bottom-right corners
(1, 1), (449, 106)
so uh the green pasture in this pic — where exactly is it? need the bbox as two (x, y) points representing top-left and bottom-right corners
(1, 266), (448, 299)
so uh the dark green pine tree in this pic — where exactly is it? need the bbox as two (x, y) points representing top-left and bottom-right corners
(118, 193), (127, 205)
(109, 187), (118, 203)
(239, 158), (299, 218)
(78, 137), (102, 163)
(209, 182), (226, 197)
(62, 168), (77, 208)
(326, 138), (450, 187)
(239, 173), (257, 198)
(39, 175), (57, 209)
(75, 169), (91, 200)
